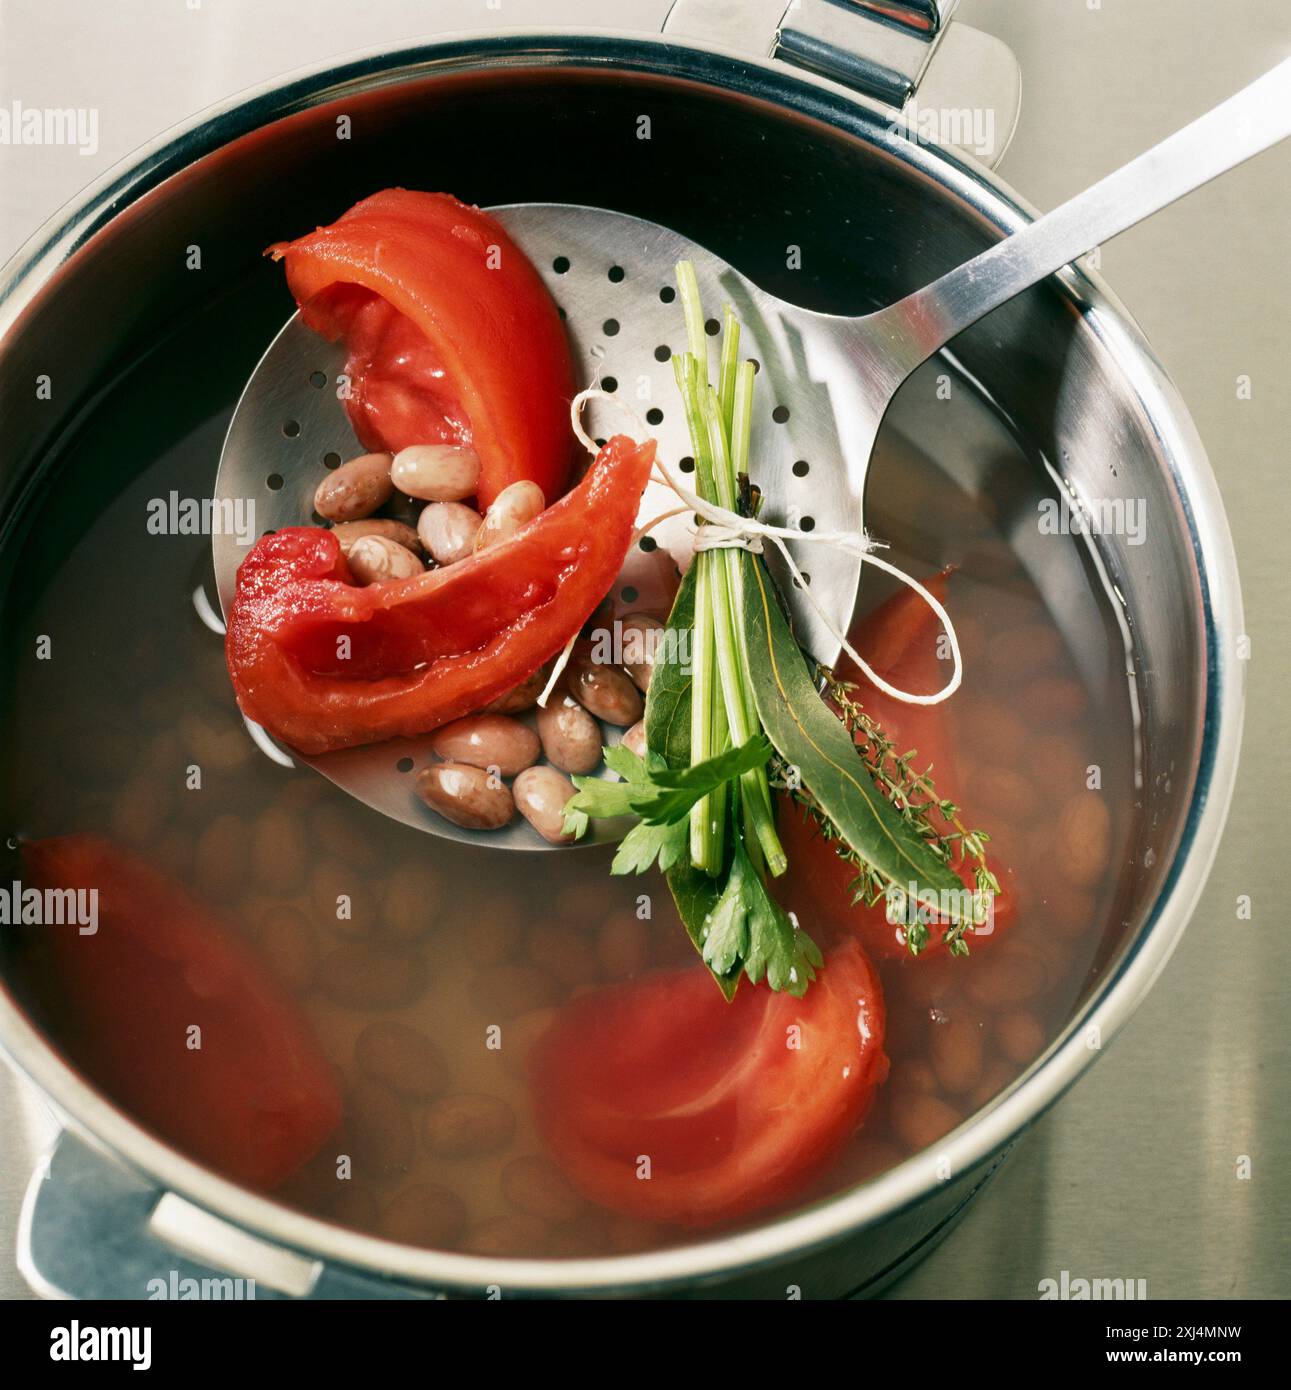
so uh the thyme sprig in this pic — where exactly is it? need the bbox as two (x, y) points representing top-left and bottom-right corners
(775, 668), (1002, 958)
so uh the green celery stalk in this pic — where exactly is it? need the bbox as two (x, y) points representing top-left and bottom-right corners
(687, 536), (725, 874)
(717, 306), (741, 439)
(674, 264), (787, 878)
(702, 381), (786, 876)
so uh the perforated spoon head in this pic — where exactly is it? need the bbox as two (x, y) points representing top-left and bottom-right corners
(214, 204), (875, 848)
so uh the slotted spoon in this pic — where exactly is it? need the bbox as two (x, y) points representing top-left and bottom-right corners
(213, 57), (1291, 849)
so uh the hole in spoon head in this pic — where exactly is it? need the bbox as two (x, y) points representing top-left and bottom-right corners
(639, 535), (658, 552)
(772, 405), (790, 424)
(792, 459), (810, 477)
(553, 255), (570, 274)
(608, 265), (625, 283)
(799, 515), (815, 532)
(679, 456), (695, 474)
(323, 452), (341, 469)
(602, 376), (618, 393)
(659, 286), (676, 304)
(283, 420), (301, 438)
(654, 345), (671, 362)
(603, 319), (621, 337)
(309, 371), (327, 389)
(267, 473), (284, 491)
(396, 756), (414, 773)
(645, 408), (663, 426)
(704, 319), (720, 337)
(621, 586), (638, 604)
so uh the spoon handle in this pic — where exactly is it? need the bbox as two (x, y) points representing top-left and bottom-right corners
(876, 56), (1291, 373)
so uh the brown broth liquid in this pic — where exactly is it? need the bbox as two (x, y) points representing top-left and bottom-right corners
(0, 339), (1136, 1259)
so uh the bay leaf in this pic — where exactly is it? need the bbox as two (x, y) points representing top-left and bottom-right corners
(741, 553), (965, 914)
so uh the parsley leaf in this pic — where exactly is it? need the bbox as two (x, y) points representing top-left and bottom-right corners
(563, 734), (772, 838)
(628, 735), (772, 824)
(611, 818), (689, 876)
(699, 832), (822, 997)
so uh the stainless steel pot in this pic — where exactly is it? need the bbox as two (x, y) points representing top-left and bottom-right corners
(0, 5), (1244, 1299)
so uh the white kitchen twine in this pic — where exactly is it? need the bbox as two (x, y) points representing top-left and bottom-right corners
(539, 388), (963, 710)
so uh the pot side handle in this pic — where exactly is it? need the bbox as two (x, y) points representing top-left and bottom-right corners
(662, 0), (1021, 169)
(18, 1129), (433, 1301)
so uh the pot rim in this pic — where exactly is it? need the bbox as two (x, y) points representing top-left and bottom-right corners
(0, 28), (1245, 1295)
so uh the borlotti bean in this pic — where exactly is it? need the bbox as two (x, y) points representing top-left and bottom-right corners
(346, 533), (424, 585)
(377, 1183), (468, 1249)
(318, 942), (428, 1010)
(1056, 791), (1111, 887)
(330, 517), (423, 557)
(619, 613), (665, 692)
(500, 1155), (585, 1222)
(380, 860), (441, 943)
(568, 648), (643, 726)
(964, 945), (1048, 1010)
(422, 1093), (516, 1157)
(326, 1186), (379, 1230)
(354, 1021), (447, 1100)
(463, 1214), (552, 1257)
(475, 480), (545, 551)
(417, 501), (482, 564)
(994, 1009), (1045, 1066)
(620, 720), (648, 758)
(536, 695), (603, 774)
(470, 961), (557, 1018)
(345, 1082), (414, 1177)
(889, 1090), (961, 1152)
(416, 762), (516, 830)
(390, 444), (482, 501)
(929, 1012), (985, 1095)
(313, 451), (395, 521)
(484, 669), (545, 714)
(525, 922), (600, 989)
(596, 910), (649, 978)
(430, 714), (541, 778)
(257, 904), (316, 994)
(513, 766), (578, 844)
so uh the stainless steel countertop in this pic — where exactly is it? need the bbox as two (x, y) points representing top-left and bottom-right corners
(1, 0), (1287, 1300)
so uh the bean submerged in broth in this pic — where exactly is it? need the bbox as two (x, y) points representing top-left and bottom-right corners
(423, 1094), (517, 1158)
(354, 1021), (447, 1099)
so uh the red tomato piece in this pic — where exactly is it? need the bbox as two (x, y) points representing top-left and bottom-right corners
(776, 570), (1016, 960)
(20, 836), (341, 1191)
(530, 938), (888, 1226)
(226, 434), (655, 754)
(269, 190), (577, 509)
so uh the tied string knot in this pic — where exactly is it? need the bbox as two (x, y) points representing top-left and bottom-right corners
(692, 522), (763, 555)
(554, 388), (963, 709)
